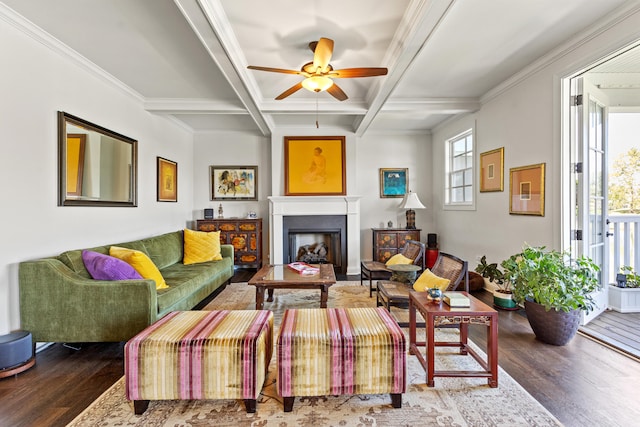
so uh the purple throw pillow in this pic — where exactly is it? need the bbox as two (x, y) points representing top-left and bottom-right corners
(81, 250), (143, 281)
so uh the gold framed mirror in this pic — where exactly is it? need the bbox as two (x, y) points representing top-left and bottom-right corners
(58, 111), (137, 207)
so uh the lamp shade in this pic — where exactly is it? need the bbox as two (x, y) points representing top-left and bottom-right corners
(398, 191), (426, 210)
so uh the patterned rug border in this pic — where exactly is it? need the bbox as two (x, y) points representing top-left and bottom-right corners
(68, 281), (564, 427)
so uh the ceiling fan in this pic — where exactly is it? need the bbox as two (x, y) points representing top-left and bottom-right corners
(247, 37), (388, 101)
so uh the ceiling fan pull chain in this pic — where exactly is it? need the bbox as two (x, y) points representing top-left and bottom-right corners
(316, 94), (319, 128)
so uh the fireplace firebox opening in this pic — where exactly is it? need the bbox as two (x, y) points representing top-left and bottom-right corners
(282, 215), (347, 275)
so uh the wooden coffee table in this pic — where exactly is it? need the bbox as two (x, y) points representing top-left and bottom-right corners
(408, 290), (498, 388)
(248, 264), (336, 310)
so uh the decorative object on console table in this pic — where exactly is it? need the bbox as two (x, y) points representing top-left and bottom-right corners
(443, 292), (471, 307)
(157, 157), (177, 202)
(371, 228), (421, 263)
(379, 168), (408, 198)
(284, 136), (346, 196)
(210, 166), (258, 201)
(398, 191), (425, 229)
(196, 218), (262, 268)
(204, 208), (214, 219)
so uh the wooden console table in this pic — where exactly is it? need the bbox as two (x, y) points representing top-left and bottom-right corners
(372, 228), (421, 263)
(408, 290), (498, 388)
(196, 218), (262, 268)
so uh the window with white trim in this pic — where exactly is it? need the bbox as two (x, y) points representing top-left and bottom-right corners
(445, 129), (474, 208)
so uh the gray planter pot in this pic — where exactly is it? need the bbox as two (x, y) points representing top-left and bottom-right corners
(524, 300), (581, 346)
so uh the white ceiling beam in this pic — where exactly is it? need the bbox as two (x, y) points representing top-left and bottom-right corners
(173, 0), (273, 135)
(381, 98), (480, 114)
(354, 0), (456, 137)
(144, 99), (248, 114)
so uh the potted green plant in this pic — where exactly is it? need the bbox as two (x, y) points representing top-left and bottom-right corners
(501, 245), (600, 346)
(475, 256), (517, 310)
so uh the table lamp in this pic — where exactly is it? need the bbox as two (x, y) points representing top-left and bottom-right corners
(398, 191), (425, 229)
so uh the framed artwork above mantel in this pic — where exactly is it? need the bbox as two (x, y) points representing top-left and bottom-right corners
(284, 136), (346, 196)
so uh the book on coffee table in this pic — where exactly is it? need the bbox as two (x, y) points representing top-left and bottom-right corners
(287, 262), (320, 276)
(443, 292), (470, 307)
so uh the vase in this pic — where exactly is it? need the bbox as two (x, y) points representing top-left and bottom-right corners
(524, 300), (581, 346)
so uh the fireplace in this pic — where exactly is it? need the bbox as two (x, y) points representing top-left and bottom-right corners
(283, 215), (347, 275)
(268, 196), (361, 275)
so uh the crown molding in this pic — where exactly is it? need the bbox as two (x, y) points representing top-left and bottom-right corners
(480, 2), (640, 105)
(0, 3), (144, 104)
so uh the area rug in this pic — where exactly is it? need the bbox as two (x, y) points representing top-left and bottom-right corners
(67, 282), (562, 427)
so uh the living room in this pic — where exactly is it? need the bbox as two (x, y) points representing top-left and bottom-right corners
(2, 1), (640, 426)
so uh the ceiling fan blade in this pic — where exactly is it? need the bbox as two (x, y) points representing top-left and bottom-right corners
(329, 67), (388, 78)
(327, 82), (348, 101)
(312, 37), (334, 73)
(275, 82), (304, 100)
(247, 65), (302, 75)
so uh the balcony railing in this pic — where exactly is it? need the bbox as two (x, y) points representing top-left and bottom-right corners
(608, 214), (640, 283)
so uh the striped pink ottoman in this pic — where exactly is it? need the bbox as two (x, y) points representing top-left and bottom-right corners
(277, 307), (405, 411)
(125, 310), (273, 414)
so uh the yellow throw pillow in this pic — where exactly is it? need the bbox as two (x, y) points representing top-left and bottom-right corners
(183, 228), (222, 265)
(385, 253), (413, 266)
(109, 246), (168, 290)
(413, 269), (451, 292)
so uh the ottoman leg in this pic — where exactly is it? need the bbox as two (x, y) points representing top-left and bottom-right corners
(283, 396), (295, 412)
(244, 399), (257, 413)
(390, 393), (402, 408)
(133, 400), (150, 415)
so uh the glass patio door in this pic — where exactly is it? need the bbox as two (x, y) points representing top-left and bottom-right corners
(570, 76), (609, 325)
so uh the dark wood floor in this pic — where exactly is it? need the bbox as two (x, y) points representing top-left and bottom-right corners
(2, 273), (640, 427)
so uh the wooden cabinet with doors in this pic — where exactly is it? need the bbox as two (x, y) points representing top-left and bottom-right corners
(196, 218), (262, 268)
(371, 228), (421, 263)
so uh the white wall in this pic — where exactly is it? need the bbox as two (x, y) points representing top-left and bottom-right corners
(0, 16), (194, 334)
(356, 133), (433, 259)
(431, 7), (640, 269)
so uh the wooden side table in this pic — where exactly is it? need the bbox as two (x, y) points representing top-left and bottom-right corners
(408, 290), (498, 388)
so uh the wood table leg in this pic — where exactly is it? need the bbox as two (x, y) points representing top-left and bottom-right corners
(488, 314), (499, 387)
(460, 323), (469, 355)
(427, 313), (435, 387)
(409, 298), (417, 355)
(255, 287), (265, 310)
(320, 285), (328, 308)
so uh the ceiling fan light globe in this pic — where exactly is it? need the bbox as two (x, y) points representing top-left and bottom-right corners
(302, 76), (334, 93)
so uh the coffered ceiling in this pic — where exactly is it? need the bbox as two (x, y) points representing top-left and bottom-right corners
(2, 0), (635, 135)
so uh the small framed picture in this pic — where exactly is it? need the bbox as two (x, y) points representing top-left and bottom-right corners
(157, 157), (177, 202)
(480, 147), (504, 192)
(379, 168), (408, 198)
(510, 163), (545, 216)
(210, 166), (258, 201)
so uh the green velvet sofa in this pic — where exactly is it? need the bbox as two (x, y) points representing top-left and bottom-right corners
(19, 230), (234, 343)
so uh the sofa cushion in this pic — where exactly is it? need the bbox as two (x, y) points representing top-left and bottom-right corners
(82, 250), (143, 281)
(183, 229), (222, 265)
(413, 269), (450, 292)
(142, 231), (183, 269)
(156, 259), (232, 314)
(110, 246), (168, 290)
(59, 240), (148, 279)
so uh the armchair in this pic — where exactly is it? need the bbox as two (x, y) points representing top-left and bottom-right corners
(376, 251), (468, 326)
(360, 240), (425, 297)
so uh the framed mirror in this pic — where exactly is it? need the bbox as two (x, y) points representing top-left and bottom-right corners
(58, 111), (137, 207)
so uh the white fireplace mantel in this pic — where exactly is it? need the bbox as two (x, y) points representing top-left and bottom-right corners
(268, 196), (361, 275)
